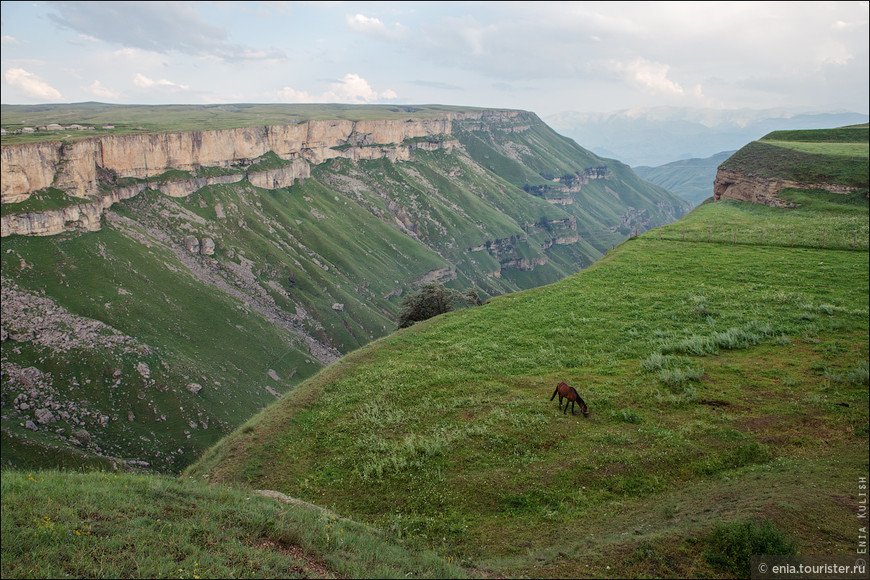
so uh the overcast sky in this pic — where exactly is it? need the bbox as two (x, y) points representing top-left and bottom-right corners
(1, 1), (868, 117)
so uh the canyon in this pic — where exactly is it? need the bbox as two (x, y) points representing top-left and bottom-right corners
(1, 105), (690, 471)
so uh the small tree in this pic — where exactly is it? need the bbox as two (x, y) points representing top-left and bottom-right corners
(397, 282), (480, 328)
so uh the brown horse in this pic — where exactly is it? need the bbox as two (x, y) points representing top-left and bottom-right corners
(550, 381), (589, 416)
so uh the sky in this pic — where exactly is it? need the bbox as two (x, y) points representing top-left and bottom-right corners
(1, 1), (868, 117)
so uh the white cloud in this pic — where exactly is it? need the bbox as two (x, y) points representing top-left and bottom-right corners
(2, 35), (20, 45)
(85, 80), (121, 100)
(272, 74), (396, 104)
(816, 41), (852, 66)
(274, 86), (313, 103)
(133, 73), (188, 91)
(616, 59), (685, 96)
(346, 14), (408, 40)
(322, 73), (396, 103)
(4, 68), (64, 101)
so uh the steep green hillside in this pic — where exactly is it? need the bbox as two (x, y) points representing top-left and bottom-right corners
(188, 188), (868, 578)
(634, 151), (735, 207)
(720, 125), (869, 189)
(1, 107), (689, 472)
(454, 115), (692, 245)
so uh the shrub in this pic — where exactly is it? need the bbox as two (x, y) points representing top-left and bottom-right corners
(397, 282), (479, 328)
(705, 518), (796, 577)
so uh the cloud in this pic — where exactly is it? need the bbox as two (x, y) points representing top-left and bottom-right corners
(346, 14), (408, 40)
(274, 74), (396, 104)
(47, 1), (285, 61)
(274, 86), (313, 103)
(616, 59), (685, 96)
(133, 73), (188, 91)
(85, 80), (121, 100)
(4, 68), (64, 101)
(322, 73), (396, 103)
(2, 35), (20, 45)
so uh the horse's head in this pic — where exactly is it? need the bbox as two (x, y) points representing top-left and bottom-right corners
(577, 397), (590, 417)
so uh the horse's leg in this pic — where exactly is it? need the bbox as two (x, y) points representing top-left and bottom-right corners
(570, 400), (575, 415)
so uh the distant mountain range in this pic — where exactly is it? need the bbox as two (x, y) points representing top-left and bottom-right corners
(634, 151), (735, 207)
(545, 107), (869, 167)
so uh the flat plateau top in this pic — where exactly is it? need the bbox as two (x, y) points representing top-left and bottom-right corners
(0, 102), (499, 145)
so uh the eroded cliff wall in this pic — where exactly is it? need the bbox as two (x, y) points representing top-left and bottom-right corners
(1, 114), (481, 204)
(1, 112), (495, 236)
(713, 168), (858, 207)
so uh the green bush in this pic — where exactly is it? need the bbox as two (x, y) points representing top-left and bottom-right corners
(397, 282), (478, 328)
(705, 518), (796, 577)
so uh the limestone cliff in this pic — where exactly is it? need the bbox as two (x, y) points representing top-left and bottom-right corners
(1, 114), (487, 204)
(0, 113), (497, 236)
(713, 166), (854, 207)
(712, 168), (856, 207)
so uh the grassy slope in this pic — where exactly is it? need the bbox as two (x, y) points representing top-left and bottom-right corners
(1, 223), (323, 473)
(1, 469), (470, 579)
(4, 190), (865, 579)
(721, 125), (869, 189)
(186, 187), (868, 578)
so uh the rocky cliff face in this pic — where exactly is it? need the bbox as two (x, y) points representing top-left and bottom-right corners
(713, 168), (857, 207)
(0, 113), (488, 236)
(1, 114), (484, 205)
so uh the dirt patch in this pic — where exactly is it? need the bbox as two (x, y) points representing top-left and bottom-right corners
(699, 399), (730, 407)
(735, 415), (782, 433)
(255, 538), (342, 579)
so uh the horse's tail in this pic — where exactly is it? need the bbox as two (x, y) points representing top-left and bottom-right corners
(550, 387), (559, 401)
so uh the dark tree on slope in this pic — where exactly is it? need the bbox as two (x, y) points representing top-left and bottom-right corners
(397, 282), (480, 328)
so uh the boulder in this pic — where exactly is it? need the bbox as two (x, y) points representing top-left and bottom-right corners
(183, 235), (200, 254)
(34, 408), (56, 424)
(200, 237), (215, 255)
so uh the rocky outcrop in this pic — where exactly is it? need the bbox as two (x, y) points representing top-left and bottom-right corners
(713, 168), (856, 207)
(246, 159), (310, 190)
(1, 183), (147, 237)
